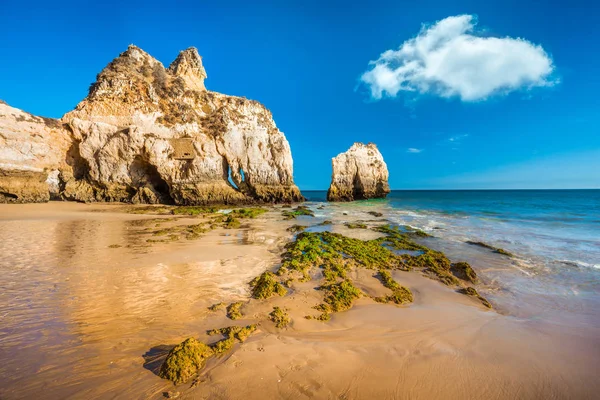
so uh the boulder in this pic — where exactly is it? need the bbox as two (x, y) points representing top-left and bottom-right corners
(327, 142), (390, 202)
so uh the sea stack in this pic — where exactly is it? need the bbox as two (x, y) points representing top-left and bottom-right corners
(327, 142), (390, 202)
(0, 45), (303, 204)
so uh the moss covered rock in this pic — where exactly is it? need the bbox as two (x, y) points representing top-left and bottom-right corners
(159, 338), (214, 384)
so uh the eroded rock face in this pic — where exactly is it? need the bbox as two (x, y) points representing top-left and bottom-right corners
(0, 45), (303, 204)
(327, 142), (390, 202)
(0, 102), (71, 202)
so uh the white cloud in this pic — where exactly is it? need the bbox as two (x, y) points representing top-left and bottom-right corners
(407, 148), (423, 153)
(360, 15), (556, 101)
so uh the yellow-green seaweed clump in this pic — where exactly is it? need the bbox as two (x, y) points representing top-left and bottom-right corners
(282, 206), (315, 220)
(158, 338), (214, 384)
(207, 324), (258, 353)
(226, 302), (244, 320)
(229, 208), (268, 219)
(172, 206), (219, 216)
(345, 222), (368, 229)
(322, 279), (362, 312)
(287, 224), (307, 233)
(451, 261), (479, 284)
(249, 271), (287, 299)
(269, 306), (291, 328)
(375, 270), (413, 304)
(208, 302), (225, 311)
(459, 287), (492, 308)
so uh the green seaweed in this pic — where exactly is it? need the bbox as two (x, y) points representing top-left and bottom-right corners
(287, 224), (307, 233)
(459, 287), (492, 308)
(375, 270), (413, 304)
(321, 280), (362, 312)
(208, 302), (225, 312)
(226, 302), (244, 320)
(223, 215), (241, 229)
(466, 241), (513, 257)
(208, 324), (258, 354)
(249, 272), (287, 299)
(172, 206), (219, 216)
(269, 306), (290, 328)
(451, 261), (479, 284)
(345, 222), (368, 229)
(494, 248), (514, 257)
(158, 338), (214, 384)
(282, 206), (315, 220)
(229, 208), (268, 219)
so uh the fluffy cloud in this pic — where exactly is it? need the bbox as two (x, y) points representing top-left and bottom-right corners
(361, 15), (556, 101)
(407, 148), (423, 153)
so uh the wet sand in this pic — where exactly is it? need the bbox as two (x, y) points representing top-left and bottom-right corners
(0, 202), (599, 399)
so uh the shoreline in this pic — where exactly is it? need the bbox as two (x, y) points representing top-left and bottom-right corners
(0, 202), (598, 399)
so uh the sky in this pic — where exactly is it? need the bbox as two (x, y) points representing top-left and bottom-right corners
(1, 0), (599, 190)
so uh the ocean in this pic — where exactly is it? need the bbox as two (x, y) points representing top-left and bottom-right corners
(305, 189), (600, 271)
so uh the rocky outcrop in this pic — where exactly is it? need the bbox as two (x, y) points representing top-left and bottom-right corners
(0, 102), (71, 202)
(327, 143), (390, 202)
(0, 45), (303, 204)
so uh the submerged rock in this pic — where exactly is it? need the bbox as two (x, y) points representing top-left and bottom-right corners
(0, 46), (303, 205)
(327, 142), (390, 202)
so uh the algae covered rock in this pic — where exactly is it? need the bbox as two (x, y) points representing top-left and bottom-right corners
(327, 142), (390, 202)
(159, 338), (214, 384)
(249, 271), (287, 299)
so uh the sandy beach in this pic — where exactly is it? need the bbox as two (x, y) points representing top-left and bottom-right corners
(0, 202), (599, 400)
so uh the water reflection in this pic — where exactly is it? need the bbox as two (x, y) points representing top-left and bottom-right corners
(0, 211), (283, 399)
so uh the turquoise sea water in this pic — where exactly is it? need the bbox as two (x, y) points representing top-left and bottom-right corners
(305, 189), (600, 272)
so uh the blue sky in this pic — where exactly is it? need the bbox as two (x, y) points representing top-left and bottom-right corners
(1, 0), (598, 189)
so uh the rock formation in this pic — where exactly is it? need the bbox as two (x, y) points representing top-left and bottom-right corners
(327, 142), (390, 202)
(0, 101), (71, 202)
(0, 45), (303, 204)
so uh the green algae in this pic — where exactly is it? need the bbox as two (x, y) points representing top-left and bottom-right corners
(208, 302), (225, 312)
(451, 261), (479, 284)
(269, 306), (291, 328)
(159, 324), (260, 383)
(229, 208), (267, 219)
(223, 215), (241, 229)
(207, 324), (258, 352)
(495, 248), (514, 257)
(375, 270), (414, 304)
(345, 222), (368, 229)
(287, 224), (307, 233)
(321, 280), (362, 312)
(158, 338), (214, 384)
(318, 220), (333, 226)
(226, 302), (244, 320)
(282, 206), (315, 220)
(172, 206), (219, 216)
(367, 211), (384, 217)
(466, 241), (513, 257)
(459, 287), (492, 309)
(249, 272), (287, 299)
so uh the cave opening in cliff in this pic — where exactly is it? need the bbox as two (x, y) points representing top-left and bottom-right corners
(352, 173), (366, 200)
(129, 156), (173, 204)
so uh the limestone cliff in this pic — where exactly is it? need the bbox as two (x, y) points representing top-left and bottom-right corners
(0, 101), (71, 202)
(0, 45), (303, 204)
(327, 142), (390, 202)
